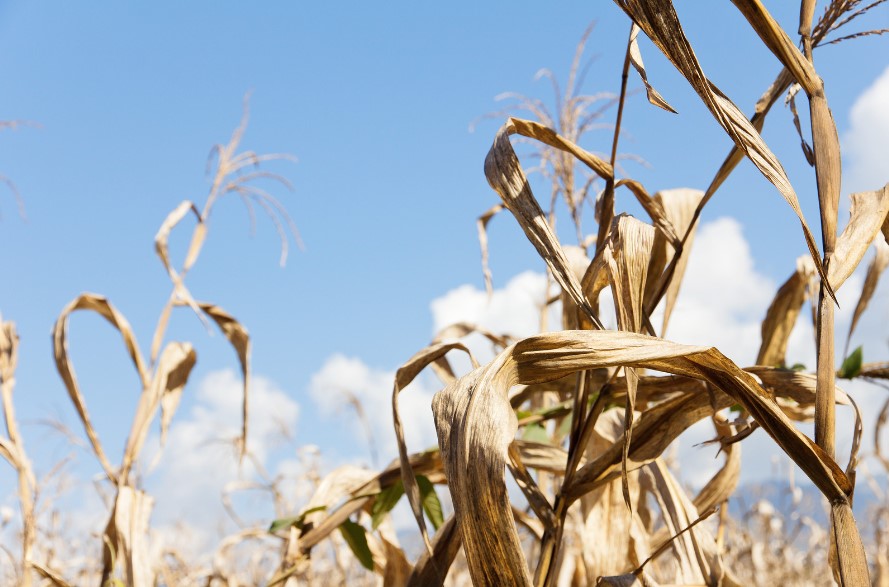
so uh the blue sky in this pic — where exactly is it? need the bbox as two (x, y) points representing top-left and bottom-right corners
(1, 1), (888, 548)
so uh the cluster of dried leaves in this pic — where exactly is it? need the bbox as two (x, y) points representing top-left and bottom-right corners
(2, 1), (889, 586)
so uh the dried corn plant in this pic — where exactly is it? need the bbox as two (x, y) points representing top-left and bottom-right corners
(36, 96), (299, 586)
(278, 2), (889, 586)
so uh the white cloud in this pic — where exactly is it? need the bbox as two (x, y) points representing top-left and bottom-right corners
(431, 269), (558, 340)
(145, 369), (301, 554)
(308, 354), (439, 461)
(843, 65), (889, 195)
(663, 217), (775, 366)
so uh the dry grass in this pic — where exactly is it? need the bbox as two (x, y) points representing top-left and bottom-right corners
(2, 2), (889, 586)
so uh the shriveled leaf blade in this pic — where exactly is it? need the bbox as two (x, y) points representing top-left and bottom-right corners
(52, 294), (150, 481)
(197, 302), (251, 456)
(757, 256), (816, 366)
(392, 341), (475, 553)
(628, 24), (677, 113)
(847, 240), (889, 351)
(611, 0), (831, 297)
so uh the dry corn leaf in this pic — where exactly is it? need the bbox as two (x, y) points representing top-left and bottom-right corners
(514, 438), (583, 473)
(729, 0), (820, 95)
(628, 24), (677, 114)
(478, 203), (505, 296)
(151, 200), (209, 363)
(847, 240), (889, 352)
(382, 534), (412, 587)
(100, 486), (154, 587)
(579, 409), (649, 580)
(644, 189), (704, 334)
(485, 118), (609, 329)
(611, 0), (831, 297)
(642, 460), (722, 585)
(600, 216), (655, 506)
(785, 84), (816, 165)
(507, 441), (557, 532)
(52, 294), (150, 481)
(692, 417), (741, 515)
(120, 342), (197, 482)
(31, 562), (74, 587)
(392, 341), (476, 554)
(829, 500), (870, 586)
(195, 302), (251, 456)
(431, 322), (509, 385)
(406, 515), (461, 587)
(757, 255), (817, 366)
(829, 184), (889, 291)
(729, 1), (842, 256)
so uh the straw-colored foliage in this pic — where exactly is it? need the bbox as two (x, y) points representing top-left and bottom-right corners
(2, 1), (889, 586)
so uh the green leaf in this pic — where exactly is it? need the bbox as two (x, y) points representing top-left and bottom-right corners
(339, 519), (374, 571)
(729, 403), (743, 413)
(371, 479), (405, 529)
(790, 362), (807, 372)
(416, 475), (444, 531)
(522, 421), (550, 443)
(838, 346), (863, 379)
(268, 505), (327, 534)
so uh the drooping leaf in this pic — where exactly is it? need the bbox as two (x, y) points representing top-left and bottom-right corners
(371, 479), (405, 530)
(417, 475), (444, 531)
(339, 518), (374, 571)
(268, 505), (328, 534)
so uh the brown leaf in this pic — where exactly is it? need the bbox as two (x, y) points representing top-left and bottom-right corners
(628, 24), (677, 113)
(830, 184), (889, 291)
(393, 341), (476, 554)
(485, 118), (607, 329)
(196, 302), (251, 457)
(101, 486), (154, 587)
(846, 240), (889, 353)
(120, 342), (197, 482)
(611, 0), (831, 298)
(757, 256), (817, 367)
(52, 294), (150, 481)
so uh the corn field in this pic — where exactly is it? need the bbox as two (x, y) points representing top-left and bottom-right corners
(2, 1), (889, 585)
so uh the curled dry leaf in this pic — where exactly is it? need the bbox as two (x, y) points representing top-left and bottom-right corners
(151, 199), (209, 363)
(392, 341), (476, 554)
(628, 24), (677, 114)
(478, 203), (505, 296)
(52, 294), (150, 481)
(641, 460), (723, 584)
(296, 450), (442, 555)
(101, 486), (154, 587)
(830, 184), (889, 291)
(596, 215), (655, 506)
(432, 329), (865, 584)
(120, 342), (197, 483)
(847, 239), (889, 353)
(643, 188), (704, 334)
(485, 117), (609, 329)
(757, 255), (817, 367)
(611, 0), (831, 298)
(578, 409), (649, 580)
(195, 302), (251, 456)
(406, 515), (461, 587)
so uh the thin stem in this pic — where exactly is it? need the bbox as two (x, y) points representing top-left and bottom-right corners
(595, 23), (633, 252)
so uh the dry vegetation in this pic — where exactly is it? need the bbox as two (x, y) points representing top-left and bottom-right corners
(3, 1), (889, 585)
